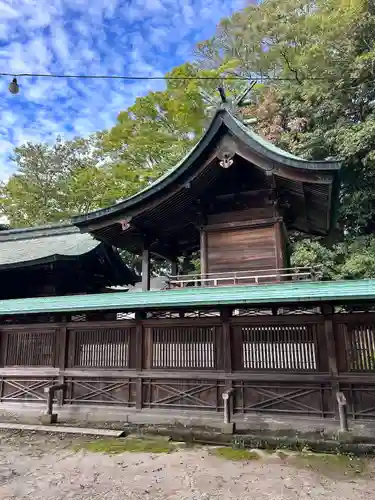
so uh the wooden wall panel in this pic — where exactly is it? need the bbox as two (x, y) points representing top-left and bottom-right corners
(207, 225), (277, 274)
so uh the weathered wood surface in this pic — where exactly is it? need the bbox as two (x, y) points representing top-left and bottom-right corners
(206, 225), (278, 275)
(0, 311), (375, 421)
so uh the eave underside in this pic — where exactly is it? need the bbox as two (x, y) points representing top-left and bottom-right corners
(86, 154), (335, 257)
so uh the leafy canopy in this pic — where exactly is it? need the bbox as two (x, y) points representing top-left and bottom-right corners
(2, 0), (375, 278)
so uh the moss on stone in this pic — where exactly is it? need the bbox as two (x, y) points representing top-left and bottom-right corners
(73, 437), (176, 455)
(290, 452), (369, 478)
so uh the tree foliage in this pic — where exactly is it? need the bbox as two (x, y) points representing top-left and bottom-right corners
(0, 135), (121, 227)
(196, 0), (375, 277)
(2, 0), (375, 277)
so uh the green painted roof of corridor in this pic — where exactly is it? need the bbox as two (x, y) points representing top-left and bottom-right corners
(0, 279), (375, 316)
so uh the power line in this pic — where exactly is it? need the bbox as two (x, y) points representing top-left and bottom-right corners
(1, 71), (331, 82)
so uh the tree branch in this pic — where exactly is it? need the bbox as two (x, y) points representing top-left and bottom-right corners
(280, 50), (302, 85)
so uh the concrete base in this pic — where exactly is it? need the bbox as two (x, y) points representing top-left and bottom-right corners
(220, 422), (235, 434)
(40, 413), (58, 425)
(0, 422), (124, 437)
(1, 402), (375, 440)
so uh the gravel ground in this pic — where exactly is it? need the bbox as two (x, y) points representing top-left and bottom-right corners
(0, 431), (374, 500)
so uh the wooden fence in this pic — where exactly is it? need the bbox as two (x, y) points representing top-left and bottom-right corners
(0, 310), (375, 420)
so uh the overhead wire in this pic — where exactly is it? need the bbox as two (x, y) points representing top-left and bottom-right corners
(0, 71), (332, 82)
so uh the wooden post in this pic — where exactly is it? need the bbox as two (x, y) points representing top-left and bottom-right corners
(200, 228), (208, 286)
(321, 304), (338, 376)
(135, 311), (144, 409)
(142, 246), (151, 291)
(0, 328), (7, 401)
(58, 320), (67, 406)
(220, 308), (232, 373)
(274, 219), (284, 277)
(321, 304), (339, 420)
(170, 260), (178, 277)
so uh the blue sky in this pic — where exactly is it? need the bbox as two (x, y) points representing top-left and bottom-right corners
(0, 0), (246, 181)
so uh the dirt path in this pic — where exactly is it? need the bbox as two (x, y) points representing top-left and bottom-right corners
(0, 431), (374, 500)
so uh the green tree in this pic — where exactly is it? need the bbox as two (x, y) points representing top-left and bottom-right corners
(196, 0), (375, 277)
(102, 63), (208, 191)
(0, 135), (121, 227)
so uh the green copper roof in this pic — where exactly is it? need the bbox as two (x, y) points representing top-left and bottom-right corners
(0, 223), (99, 269)
(0, 279), (374, 316)
(73, 108), (341, 226)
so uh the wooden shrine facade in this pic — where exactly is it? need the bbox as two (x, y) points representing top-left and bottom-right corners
(0, 293), (375, 427)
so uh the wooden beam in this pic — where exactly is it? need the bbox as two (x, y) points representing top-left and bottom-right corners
(204, 217), (280, 233)
(141, 246), (151, 291)
(215, 189), (271, 202)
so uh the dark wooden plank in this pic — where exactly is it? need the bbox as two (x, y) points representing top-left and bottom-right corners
(220, 309), (232, 373)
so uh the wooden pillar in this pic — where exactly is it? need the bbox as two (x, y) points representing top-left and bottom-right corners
(200, 228), (208, 286)
(321, 304), (339, 419)
(170, 260), (178, 277)
(274, 219), (284, 272)
(58, 316), (68, 406)
(142, 247), (151, 291)
(321, 304), (338, 376)
(135, 311), (145, 409)
(220, 308), (232, 373)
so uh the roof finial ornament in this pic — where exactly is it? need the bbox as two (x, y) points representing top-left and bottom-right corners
(199, 80), (258, 123)
(218, 86), (227, 103)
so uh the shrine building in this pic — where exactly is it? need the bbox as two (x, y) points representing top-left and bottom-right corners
(1, 100), (375, 433)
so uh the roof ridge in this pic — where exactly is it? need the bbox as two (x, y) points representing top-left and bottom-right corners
(0, 222), (80, 242)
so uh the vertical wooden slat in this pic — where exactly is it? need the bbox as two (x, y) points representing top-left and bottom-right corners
(149, 326), (216, 369)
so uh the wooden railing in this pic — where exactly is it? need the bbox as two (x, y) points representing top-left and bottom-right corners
(1, 310), (375, 422)
(166, 266), (321, 289)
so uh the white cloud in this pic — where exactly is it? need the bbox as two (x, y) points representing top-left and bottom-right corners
(0, 0), (246, 181)
(0, 1), (18, 19)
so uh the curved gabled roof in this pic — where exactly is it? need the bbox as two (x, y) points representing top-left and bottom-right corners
(0, 223), (98, 269)
(0, 222), (138, 286)
(74, 108), (341, 228)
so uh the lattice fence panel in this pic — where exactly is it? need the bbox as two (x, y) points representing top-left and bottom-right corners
(151, 327), (216, 369)
(5, 331), (55, 366)
(346, 324), (375, 372)
(70, 327), (133, 368)
(241, 324), (318, 371)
